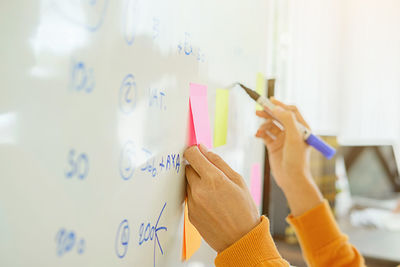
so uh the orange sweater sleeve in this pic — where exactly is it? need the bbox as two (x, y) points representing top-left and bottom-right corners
(215, 216), (289, 267)
(287, 200), (365, 267)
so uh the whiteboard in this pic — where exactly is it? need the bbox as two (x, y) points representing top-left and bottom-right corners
(0, 0), (269, 266)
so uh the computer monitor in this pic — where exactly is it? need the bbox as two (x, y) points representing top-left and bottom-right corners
(342, 145), (400, 199)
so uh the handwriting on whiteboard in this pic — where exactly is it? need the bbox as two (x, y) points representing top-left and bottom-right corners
(177, 32), (205, 63)
(119, 141), (136, 180)
(149, 88), (166, 111)
(123, 0), (140, 45)
(114, 203), (168, 266)
(115, 219), (130, 258)
(53, 0), (109, 32)
(152, 17), (160, 40)
(55, 228), (85, 256)
(119, 74), (138, 114)
(65, 149), (89, 180)
(120, 142), (181, 180)
(140, 149), (181, 178)
(138, 202), (168, 267)
(70, 60), (95, 93)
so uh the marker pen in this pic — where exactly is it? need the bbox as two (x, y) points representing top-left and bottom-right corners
(238, 83), (336, 159)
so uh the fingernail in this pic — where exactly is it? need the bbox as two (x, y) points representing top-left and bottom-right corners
(198, 143), (208, 153)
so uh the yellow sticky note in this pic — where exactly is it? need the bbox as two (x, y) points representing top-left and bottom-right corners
(256, 72), (266, 110)
(182, 199), (202, 261)
(214, 89), (230, 147)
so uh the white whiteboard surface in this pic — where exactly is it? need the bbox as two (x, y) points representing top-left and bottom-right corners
(0, 0), (269, 266)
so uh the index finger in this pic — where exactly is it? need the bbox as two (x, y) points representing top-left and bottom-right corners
(255, 110), (275, 120)
(183, 146), (219, 178)
(271, 98), (311, 130)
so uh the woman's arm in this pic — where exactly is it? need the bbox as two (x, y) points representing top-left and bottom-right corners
(255, 98), (365, 267)
(183, 97), (365, 267)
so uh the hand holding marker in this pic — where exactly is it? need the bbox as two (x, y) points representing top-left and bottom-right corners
(238, 83), (336, 159)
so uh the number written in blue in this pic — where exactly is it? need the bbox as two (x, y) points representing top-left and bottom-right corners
(65, 149), (89, 180)
(138, 202), (168, 267)
(119, 141), (136, 180)
(70, 60), (95, 93)
(115, 219), (130, 258)
(55, 228), (85, 257)
(119, 74), (138, 114)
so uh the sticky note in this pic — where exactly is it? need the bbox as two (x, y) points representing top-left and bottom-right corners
(250, 163), (263, 207)
(256, 73), (266, 111)
(187, 83), (213, 148)
(213, 89), (229, 147)
(182, 199), (202, 261)
(187, 104), (197, 147)
(184, 82), (213, 261)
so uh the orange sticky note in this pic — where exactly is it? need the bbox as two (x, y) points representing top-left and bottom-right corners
(182, 199), (201, 260)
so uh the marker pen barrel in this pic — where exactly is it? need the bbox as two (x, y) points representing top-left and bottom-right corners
(256, 96), (336, 159)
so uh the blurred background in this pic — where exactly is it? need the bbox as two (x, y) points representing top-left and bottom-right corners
(263, 1), (400, 266)
(1, 1), (399, 266)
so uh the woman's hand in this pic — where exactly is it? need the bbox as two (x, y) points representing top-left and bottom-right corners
(184, 144), (260, 252)
(255, 98), (311, 187)
(255, 98), (323, 216)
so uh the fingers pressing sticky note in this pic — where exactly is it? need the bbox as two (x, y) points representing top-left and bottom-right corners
(214, 89), (230, 147)
(256, 73), (266, 111)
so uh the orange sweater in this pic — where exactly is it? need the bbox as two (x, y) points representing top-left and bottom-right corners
(215, 201), (365, 267)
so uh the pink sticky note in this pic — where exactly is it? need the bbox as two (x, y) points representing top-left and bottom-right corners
(183, 83), (212, 260)
(187, 104), (197, 147)
(250, 163), (262, 206)
(188, 83), (213, 149)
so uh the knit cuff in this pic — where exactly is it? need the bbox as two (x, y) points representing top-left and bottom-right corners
(287, 200), (342, 252)
(215, 216), (284, 267)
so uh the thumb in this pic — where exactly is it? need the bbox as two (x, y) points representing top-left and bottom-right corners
(271, 106), (302, 141)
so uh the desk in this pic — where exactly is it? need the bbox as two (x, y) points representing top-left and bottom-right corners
(339, 220), (400, 263)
